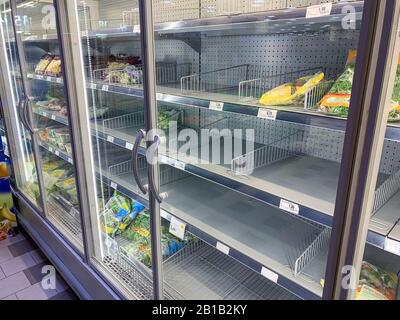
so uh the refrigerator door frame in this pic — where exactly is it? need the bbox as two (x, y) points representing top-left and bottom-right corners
(323, 0), (400, 300)
(0, 1), (46, 217)
(56, 0), (165, 300)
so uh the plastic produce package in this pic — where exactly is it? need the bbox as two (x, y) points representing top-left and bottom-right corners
(320, 51), (400, 120)
(123, 213), (190, 268)
(356, 261), (399, 300)
(259, 71), (324, 106)
(100, 192), (146, 237)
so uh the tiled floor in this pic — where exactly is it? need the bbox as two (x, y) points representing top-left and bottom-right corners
(0, 231), (78, 300)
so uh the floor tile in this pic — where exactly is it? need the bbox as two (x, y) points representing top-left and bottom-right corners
(0, 272), (30, 299)
(23, 262), (47, 285)
(49, 289), (78, 300)
(0, 234), (25, 249)
(0, 247), (12, 263)
(0, 251), (37, 277)
(55, 275), (69, 293)
(8, 239), (38, 258)
(2, 294), (18, 300)
(0, 268), (5, 280)
(16, 282), (58, 300)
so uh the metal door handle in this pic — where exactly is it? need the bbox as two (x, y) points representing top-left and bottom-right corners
(22, 97), (36, 135)
(132, 129), (148, 195)
(17, 97), (28, 130)
(147, 135), (168, 203)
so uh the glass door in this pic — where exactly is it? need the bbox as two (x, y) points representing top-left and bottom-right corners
(9, 0), (84, 251)
(62, 0), (157, 299)
(348, 5), (400, 301)
(0, 0), (43, 211)
(148, 0), (372, 300)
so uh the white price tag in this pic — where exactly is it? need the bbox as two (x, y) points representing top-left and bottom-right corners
(102, 85), (109, 91)
(49, 147), (54, 152)
(110, 182), (117, 190)
(81, 31), (88, 37)
(209, 101), (224, 112)
(37, 75), (44, 80)
(56, 78), (63, 84)
(51, 115), (56, 120)
(42, 34), (48, 40)
(258, 108), (278, 121)
(55, 150), (60, 156)
(42, 112), (48, 117)
(107, 136), (115, 143)
(384, 238), (400, 255)
(279, 199), (300, 215)
(90, 83), (97, 90)
(68, 158), (73, 164)
(261, 267), (279, 283)
(216, 242), (230, 255)
(169, 216), (186, 240)
(165, 157), (186, 171)
(306, 3), (332, 19)
(125, 142), (134, 150)
(133, 25), (140, 33)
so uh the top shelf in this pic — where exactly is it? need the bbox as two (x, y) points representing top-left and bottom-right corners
(10, 1), (364, 43)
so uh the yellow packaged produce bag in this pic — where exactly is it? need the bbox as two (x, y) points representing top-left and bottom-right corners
(259, 71), (324, 106)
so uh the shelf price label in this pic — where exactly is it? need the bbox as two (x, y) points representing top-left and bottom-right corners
(279, 199), (300, 215)
(110, 182), (118, 190)
(56, 78), (63, 84)
(258, 108), (278, 121)
(216, 242), (230, 255)
(42, 34), (48, 40)
(125, 142), (134, 150)
(306, 3), (332, 19)
(169, 216), (186, 240)
(37, 75), (44, 80)
(102, 85), (109, 92)
(107, 136), (115, 143)
(55, 150), (60, 156)
(90, 83), (97, 90)
(51, 115), (56, 120)
(384, 238), (400, 256)
(209, 101), (224, 112)
(261, 267), (279, 283)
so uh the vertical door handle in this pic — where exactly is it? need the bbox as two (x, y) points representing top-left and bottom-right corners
(147, 135), (168, 203)
(17, 97), (28, 130)
(22, 97), (36, 135)
(132, 129), (149, 195)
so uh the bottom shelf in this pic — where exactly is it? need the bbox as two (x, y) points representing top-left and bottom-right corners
(164, 240), (299, 300)
(47, 195), (83, 247)
(103, 238), (299, 300)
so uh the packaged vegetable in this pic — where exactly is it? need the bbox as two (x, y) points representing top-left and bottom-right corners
(44, 57), (62, 77)
(35, 54), (53, 74)
(356, 261), (398, 300)
(259, 71), (324, 106)
(320, 51), (400, 121)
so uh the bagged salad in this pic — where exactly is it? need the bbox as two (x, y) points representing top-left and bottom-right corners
(320, 51), (400, 121)
(356, 261), (399, 300)
(122, 213), (190, 268)
(100, 191), (146, 237)
(259, 71), (324, 106)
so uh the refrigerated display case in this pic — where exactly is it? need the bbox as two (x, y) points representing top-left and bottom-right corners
(58, 0), (385, 300)
(1, 0), (399, 301)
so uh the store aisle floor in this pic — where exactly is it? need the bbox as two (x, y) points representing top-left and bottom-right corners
(0, 230), (78, 300)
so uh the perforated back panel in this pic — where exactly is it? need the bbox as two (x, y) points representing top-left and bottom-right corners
(200, 29), (360, 80)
